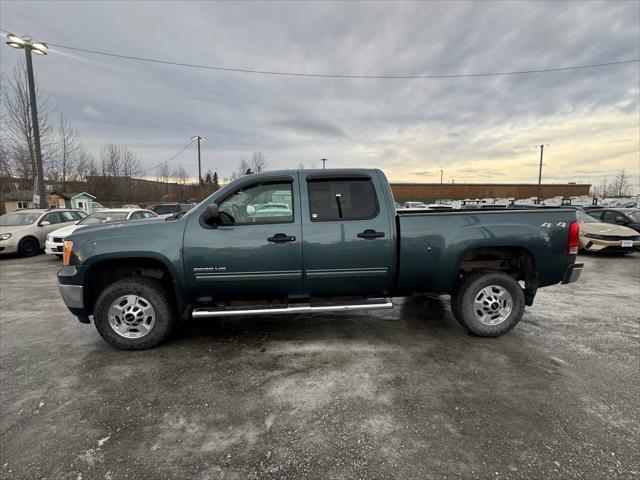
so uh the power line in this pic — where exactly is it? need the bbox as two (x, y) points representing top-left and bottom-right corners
(135, 139), (195, 175)
(1, 28), (637, 79)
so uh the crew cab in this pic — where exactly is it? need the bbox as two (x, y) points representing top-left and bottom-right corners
(57, 169), (583, 350)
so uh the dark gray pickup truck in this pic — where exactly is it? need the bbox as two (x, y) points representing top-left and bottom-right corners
(58, 169), (582, 349)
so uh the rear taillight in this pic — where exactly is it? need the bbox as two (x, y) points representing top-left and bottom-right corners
(567, 220), (579, 256)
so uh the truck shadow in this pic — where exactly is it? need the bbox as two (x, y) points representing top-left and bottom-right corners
(175, 295), (464, 345)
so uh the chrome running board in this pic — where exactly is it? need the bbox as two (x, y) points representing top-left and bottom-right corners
(192, 298), (393, 318)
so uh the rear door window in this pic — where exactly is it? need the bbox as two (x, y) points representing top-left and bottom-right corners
(60, 211), (76, 222)
(307, 178), (378, 221)
(42, 212), (62, 224)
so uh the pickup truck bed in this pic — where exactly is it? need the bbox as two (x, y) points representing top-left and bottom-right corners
(58, 168), (582, 349)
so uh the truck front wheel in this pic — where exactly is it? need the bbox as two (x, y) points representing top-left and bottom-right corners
(452, 271), (525, 337)
(93, 276), (175, 350)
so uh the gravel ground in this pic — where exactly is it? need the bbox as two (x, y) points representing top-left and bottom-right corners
(0, 252), (638, 479)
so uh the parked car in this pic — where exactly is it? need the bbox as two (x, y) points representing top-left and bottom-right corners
(58, 169), (582, 350)
(121, 204), (141, 209)
(0, 208), (86, 257)
(576, 211), (640, 254)
(91, 201), (107, 211)
(586, 208), (640, 233)
(45, 208), (157, 256)
(150, 203), (195, 215)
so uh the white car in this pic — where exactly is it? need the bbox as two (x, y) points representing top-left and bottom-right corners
(45, 208), (157, 256)
(0, 209), (86, 257)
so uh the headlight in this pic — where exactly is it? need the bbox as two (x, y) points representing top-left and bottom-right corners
(0, 233), (11, 241)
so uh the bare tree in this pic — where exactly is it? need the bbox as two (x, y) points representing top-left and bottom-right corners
(250, 152), (267, 173)
(172, 165), (188, 200)
(54, 112), (81, 191)
(74, 149), (95, 182)
(121, 145), (141, 202)
(157, 162), (171, 200)
(3, 60), (54, 182)
(612, 169), (631, 197)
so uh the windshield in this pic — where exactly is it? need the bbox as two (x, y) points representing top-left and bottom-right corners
(0, 211), (41, 226)
(577, 211), (600, 223)
(628, 211), (640, 222)
(79, 211), (129, 225)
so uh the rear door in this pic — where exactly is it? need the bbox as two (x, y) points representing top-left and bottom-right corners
(300, 172), (394, 297)
(183, 174), (304, 301)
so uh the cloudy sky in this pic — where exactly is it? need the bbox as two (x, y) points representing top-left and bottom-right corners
(1, 1), (638, 187)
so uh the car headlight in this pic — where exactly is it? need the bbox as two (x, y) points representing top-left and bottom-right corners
(0, 233), (11, 241)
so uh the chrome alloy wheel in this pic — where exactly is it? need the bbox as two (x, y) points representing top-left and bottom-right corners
(472, 285), (513, 326)
(108, 295), (156, 338)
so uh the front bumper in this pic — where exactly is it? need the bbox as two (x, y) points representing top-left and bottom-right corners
(580, 238), (640, 252)
(561, 263), (583, 284)
(45, 239), (64, 256)
(0, 239), (18, 254)
(58, 283), (84, 308)
(58, 265), (90, 319)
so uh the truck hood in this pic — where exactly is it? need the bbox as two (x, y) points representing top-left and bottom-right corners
(579, 222), (638, 237)
(49, 223), (85, 238)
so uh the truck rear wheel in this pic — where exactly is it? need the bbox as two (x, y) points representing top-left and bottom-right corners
(93, 276), (175, 350)
(452, 271), (525, 337)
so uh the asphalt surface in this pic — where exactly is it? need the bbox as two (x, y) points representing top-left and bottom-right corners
(0, 252), (638, 479)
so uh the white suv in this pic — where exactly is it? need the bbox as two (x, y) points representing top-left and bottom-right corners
(45, 208), (157, 256)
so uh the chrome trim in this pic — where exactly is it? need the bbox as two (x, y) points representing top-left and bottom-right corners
(195, 270), (302, 282)
(305, 267), (388, 278)
(192, 298), (393, 318)
(58, 284), (84, 309)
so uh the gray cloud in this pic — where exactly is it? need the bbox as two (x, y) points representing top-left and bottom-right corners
(0, 0), (638, 184)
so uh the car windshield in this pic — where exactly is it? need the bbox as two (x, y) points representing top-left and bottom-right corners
(577, 211), (600, 223)
(0, 211), (41, 226)
(79, 211), (129, 225)
(628, 211), (640, 222)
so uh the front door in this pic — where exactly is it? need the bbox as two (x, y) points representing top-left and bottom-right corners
(300, 173), (394, 297)
(183, 175), (303, 302)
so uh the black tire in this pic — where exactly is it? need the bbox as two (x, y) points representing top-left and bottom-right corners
(18, 237), (40, 257)
(452, 271), (525, 337)
(93, 276), (175, 350)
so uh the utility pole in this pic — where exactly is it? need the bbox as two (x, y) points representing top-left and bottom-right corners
(440, 170), (443, 184)
(5, 33), (48, 208)
(191, 136), (206, 196)
(321, 158), (327, 169)
(537, 144), (547, 203)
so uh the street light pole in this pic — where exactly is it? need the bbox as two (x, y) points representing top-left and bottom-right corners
(191, 136), (206, 197)
(537, 144), (547, 203)
(5, 33), (48, 208)
(321, 158), (327, 169)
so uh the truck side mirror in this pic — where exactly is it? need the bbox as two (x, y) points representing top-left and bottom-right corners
(201, 203), (220, 226)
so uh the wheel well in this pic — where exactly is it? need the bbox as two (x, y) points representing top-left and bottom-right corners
(457, 247), (537, 304)
(86, 258), (175, 314)
(459, 246), (534, 280)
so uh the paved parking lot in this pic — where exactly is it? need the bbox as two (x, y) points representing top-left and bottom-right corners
(1, 252), (638, 479)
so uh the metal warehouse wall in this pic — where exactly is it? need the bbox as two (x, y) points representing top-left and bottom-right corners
(390, 183), (591, 202)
